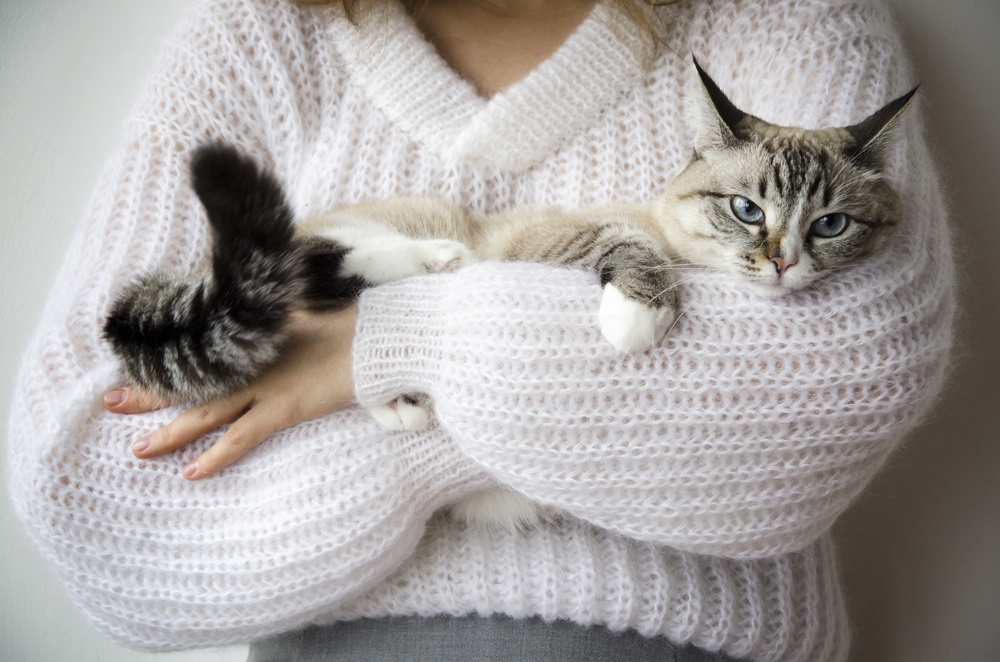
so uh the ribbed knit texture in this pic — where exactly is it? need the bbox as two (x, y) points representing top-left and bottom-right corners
(7, 0), (953, 661)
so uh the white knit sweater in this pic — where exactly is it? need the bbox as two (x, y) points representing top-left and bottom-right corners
(7, 0), (954, 660)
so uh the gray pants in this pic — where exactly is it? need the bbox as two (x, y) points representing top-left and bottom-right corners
(248, 615), (745, 662)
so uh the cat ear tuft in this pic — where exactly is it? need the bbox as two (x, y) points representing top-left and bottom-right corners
(687, 56), (750, 154)
(843, 86), (919, 167)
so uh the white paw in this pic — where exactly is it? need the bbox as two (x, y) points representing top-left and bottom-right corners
(450, 488), (548, 531)
(367, 397), (431, 431)
(341, 239), (475, 284)
(418, 240), (476, 273)
(598, 284), (675, 352)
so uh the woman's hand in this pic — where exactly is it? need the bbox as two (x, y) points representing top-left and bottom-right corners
(103, 305), (358, 480)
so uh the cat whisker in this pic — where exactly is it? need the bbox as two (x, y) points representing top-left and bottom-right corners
(635, 256), (689, 269)
(663, 296), (699, 340)
(636, 262), (711, 276)
(646, 275), (700, 304)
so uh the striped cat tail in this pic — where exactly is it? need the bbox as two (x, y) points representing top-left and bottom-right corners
(103, 143), (302, 401)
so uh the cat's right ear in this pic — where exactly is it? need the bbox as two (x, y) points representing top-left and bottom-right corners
(687, 57), (750, 155)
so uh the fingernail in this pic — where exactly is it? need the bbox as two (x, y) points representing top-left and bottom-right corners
(132, 434), (152, 455)
(182, 461), (199, 479)
(105, 389), (128, 406)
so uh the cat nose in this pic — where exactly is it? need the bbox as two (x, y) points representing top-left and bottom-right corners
(770, 250), (798, 277)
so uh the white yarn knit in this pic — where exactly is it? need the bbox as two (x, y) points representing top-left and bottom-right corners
(7, 0), (954, 660)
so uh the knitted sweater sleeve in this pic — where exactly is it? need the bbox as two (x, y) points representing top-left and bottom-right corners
(7, 0), (489, 649)
(352, 0), (957, 559)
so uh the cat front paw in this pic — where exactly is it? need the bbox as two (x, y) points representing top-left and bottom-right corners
(367, 396), (431, 431)
(598, 284), (675, 352)
(419, 240), (476, 273)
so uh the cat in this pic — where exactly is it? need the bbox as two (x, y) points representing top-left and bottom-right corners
(104, 59), (915, 528)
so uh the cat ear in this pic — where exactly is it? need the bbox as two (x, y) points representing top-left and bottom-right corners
(687, 57), (750, 154)
(843, 87), (919, 167)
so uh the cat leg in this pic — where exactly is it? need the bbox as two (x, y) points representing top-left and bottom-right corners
(450, 487), (549, 531)
(300, 226), (470, 432)
(318, 224), (475, 285)
(342, 238), (473, 282)
(594, 239), (679, 352)
(299, 234), (475, 306)
(486, 212), (679, 353)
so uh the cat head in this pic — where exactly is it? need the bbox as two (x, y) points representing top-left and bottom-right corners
(655, 57), (917, 296)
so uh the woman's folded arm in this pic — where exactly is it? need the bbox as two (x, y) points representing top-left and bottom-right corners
(352, 118), (955, 559)
(7, 0), (492, 649)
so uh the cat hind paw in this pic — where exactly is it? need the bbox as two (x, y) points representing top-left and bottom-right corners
(420, 240), (475, 273)
(598, 284), (675, 352)
(367, 396), (431, 431)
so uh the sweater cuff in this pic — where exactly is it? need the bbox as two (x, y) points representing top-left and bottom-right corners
(352, 275), (451, 408)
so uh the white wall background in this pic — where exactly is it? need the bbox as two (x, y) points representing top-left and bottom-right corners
(0, 1), (996, 661)
(0, 2), (247, 660)
(834, 1), (1000, 660)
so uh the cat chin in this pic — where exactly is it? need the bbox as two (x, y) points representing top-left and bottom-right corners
(739, 280), (793, 298)
(740, 274), (823, 298)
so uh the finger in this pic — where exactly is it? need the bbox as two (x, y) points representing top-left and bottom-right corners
(132, 394), (251, 459)
(104, 387), (172, 414)
(182, 405), (283, 480)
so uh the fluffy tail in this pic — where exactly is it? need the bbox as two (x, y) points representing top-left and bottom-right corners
(103, 143), (302, 401)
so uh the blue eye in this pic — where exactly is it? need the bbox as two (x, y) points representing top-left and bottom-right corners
(730, 196), (764, 225)
(810, 213), (850, 238)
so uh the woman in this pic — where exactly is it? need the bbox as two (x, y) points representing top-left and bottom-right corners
(7, 0), (953, 660)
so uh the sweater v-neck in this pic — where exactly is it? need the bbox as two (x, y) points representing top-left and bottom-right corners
(324, 1), (645, 173)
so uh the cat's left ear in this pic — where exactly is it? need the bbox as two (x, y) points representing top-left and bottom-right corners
(843, 86), (919, 168)
(687, 57), (752, 154)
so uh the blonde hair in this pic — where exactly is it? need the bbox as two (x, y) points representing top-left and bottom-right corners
(291, 0), (679, 44)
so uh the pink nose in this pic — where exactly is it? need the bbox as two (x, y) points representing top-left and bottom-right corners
(771, 254), (798, 277)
